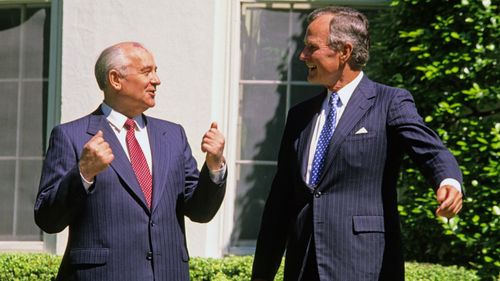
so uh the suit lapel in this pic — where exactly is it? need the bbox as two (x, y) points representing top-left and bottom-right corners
(87, 108), (150, 211)
(147, 117), (171, 213)
(317, 77), (376, 186)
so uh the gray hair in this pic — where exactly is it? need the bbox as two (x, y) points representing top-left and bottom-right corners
(308, 6), (370, 70)
(94, 42), (146, 90)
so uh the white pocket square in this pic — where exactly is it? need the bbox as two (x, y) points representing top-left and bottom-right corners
(355, 127), (368, 134)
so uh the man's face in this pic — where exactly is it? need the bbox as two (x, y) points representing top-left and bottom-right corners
(299, 14), (343, 89)
(118, 47), (161, 116)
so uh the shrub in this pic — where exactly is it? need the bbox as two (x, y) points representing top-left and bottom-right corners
(190, 256), (479, 281)
(0, 253), (480, 280)
(0, 253), (61, 281)
(368, 0), (500, 279)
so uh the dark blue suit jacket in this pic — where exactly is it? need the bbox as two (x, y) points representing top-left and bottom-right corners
(252, 76), (462, 281)
(35, 107), (226, 281)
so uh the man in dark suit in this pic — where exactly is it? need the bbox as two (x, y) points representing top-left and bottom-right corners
(252, 7), (462, 281)
(35, 42), (226, 281)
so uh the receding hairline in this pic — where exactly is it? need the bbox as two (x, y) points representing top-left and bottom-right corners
(94, 41), (152, 90)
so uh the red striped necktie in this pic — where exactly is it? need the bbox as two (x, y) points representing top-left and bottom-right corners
(124, 118), (152, 208)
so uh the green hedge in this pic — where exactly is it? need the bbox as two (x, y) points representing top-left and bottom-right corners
(0, 253), (481, 280)
(0, 253), (61, 281)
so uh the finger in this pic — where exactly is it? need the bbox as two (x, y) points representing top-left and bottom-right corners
(454, 203), (462, 215)
(90, 130), (104, 141)
(436, 207), (451, 218)
(202, 142), (215, 155)
(439, 193), (455, 210)
(450, 195), (463, 214)
(103, 152), (115, 164)
(86, 131), (106, 148)
(437, 196), (461, 218)
(210, 122), (218, 130)
(436, 186), (448, 203)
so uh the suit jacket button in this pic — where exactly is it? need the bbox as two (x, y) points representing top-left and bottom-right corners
(314, 191), (321, 198)
(146, 251), (153, 260)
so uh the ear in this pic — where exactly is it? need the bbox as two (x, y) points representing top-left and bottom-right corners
(340, 42), (353, 64)
(108, 69), (122, 91)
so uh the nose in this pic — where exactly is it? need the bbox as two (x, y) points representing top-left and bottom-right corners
(151, 71), (161, 85)
(299, 48), (308, 61)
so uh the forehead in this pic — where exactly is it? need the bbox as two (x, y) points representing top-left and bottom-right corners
(305, 14), (334, 41)
(124, 47), (156, 68)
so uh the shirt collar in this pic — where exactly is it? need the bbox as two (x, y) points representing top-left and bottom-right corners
(326, 71), (364, 107)
(100, 102), (146, 132)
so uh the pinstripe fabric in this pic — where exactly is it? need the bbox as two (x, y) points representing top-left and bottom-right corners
(34, 107), (226, 281)
(252, 76), (462, 281)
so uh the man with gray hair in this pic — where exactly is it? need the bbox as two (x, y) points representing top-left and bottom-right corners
(35, 42), (227, 280)
(252, 6), (462, 281)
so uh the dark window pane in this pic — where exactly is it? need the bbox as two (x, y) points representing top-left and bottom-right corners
(0, 5), (50, 242)
(0, 82), (18, 156)
(21, 81), (47, 156)
(239, 84), (286, 161)
(0, 9), (21, 79)
(232, 163), (276, 243)
(16, 160), (43, 241)
(0, 160), (15, 240)
(241, 8), (290, 81)
(23, 8), (50, 78)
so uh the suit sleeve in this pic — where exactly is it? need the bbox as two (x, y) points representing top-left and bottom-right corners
(252, 112), (295, 280)
(387, 89), (462, 188)
(34, 126), (89, 233)
(181, 126), (226, 223)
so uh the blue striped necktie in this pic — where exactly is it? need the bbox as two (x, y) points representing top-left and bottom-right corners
(309, 93), (339, 186)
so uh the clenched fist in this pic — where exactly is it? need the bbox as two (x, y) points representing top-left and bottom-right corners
(79, 130), (114, 181)
(201, 122), (225, 171)
(436, 184), (463, 218)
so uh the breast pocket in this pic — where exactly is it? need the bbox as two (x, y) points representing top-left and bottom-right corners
(341, 132), (379, 168)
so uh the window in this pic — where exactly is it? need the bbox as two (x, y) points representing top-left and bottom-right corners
(0, 3), (51, 242)
(231, 2), (382, 253)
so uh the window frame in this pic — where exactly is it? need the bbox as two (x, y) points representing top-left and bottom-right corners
(0, 0), (61, 253)
(223, 0), (388, 255)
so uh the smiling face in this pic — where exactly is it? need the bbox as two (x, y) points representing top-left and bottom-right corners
(299, 14), (344, 91)
(107, 44), (161, 118)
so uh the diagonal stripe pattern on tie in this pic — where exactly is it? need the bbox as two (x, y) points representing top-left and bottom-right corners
(309, 93), (339, 186)
(124, 119), (153, 208)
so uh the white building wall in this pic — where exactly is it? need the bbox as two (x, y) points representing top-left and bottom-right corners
(59, 0), (234, 258)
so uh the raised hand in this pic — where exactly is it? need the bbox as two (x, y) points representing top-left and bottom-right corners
(201, 122), (225, 171)
(79, 130), (114, 181)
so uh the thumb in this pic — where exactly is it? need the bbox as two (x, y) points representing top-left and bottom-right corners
(436, 186), (448, 203)
(210, 122), (218, 130)
(92, 130), (103, 139)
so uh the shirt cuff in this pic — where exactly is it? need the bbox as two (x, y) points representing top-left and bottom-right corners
(208, 162), (227, 184)
(440, 178), (461, 193)
(80, 172), (94, 193)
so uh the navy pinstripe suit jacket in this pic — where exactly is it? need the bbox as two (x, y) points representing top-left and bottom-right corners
(252, 76), (462, 281)
(35, 107), (226, 281)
